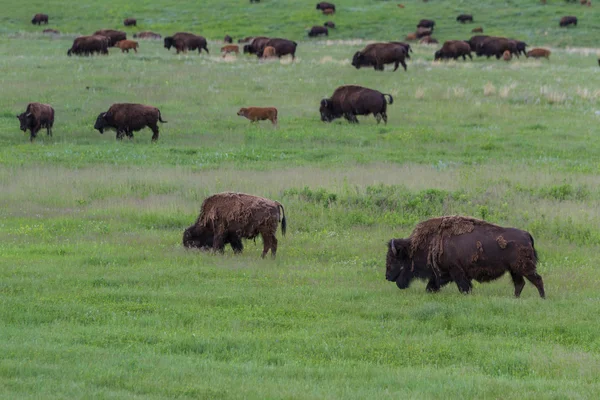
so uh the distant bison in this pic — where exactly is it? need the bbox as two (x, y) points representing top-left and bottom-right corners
(417, 19), (435, 30)
(133, 31), (161, 39)
(115, 40), (138, 53)
(559, 16), (578, 27)
(320, 85), (393, 124)
(183, 192), (286, 258)
(322, 8), (335, 15)
(526, 48), (551, 59)
(224, 34), (233, 43)
(316, 2), (336, 11)
(386, 216), (545, 298)
(93, 29), (126, 47)
(164, 32), (209, 54)
(221, 44), (239, 56)
(434, 40), (472, 61)
(43, 29), (60, 35)
(94, 103), (167, 142)
(352, 42), (408, 71)
(324, 21), (336, 28)
(67, 35), (109, 56)
(416, 27), (433, 39)
(419, 36), (438, 45)
(262, 46), (277, 58)
(237, 107), (278, 125)
(257, 38), (297, 60)
(456, 14), (473, 23)
(471, 27), (483, 33)
(16, 102), (55, 142)
(31, 14), (48, 25)
(309, 26), (328, 37)
(124, 18), (137, 27)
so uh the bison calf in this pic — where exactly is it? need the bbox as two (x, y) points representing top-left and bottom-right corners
(115, 40), (139, 53)
(183, 192), (286, 258)
(16, 103), (55, 142)
(386, 216), (545, 298)
(324, 21), (335, 28)
(502, 50), (512, 61)
(527, 48), (551, 59)
(94, 103), (167, 142)
(221, 44), (239, 56)
(31, 13), (48, 25)
(471, 27), (483, 33)
(237, 107), (278, 125)
(262, 46), (277, 58)
(456, 14), (473, 23)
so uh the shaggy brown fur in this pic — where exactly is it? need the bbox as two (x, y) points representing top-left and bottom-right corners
(242, 37), (270, 55)
(526, 48), (551, 59)
(416, 27), (432, 39)
(258, 38), (297, 60)
(503, 50), (512, 61)
(124, 18), (137, 27)
(467, 35), (489, 51)
(386, 216), (545, 298)
(164, 32), (209, 54)
(405, 33), (417, 41)
(94, 103), (167, 142)
(16, 102), (55, 142)
(476, 37), (518, 59)
(133, 31), (162, 39)
(115, 40), (139, 53)
(237, 107), (278, 125)
(221, 44), (239, 56)
(434, 40), (472, 61)
(352, 42), (408, 72)
(471, 27), (483, 33)
(183, 192), (286, 258)
(67, 35), (109, 56)
(262, 46), (277, 58)
(31, 13), (48, 25)
(417, 19), (435, 31)
(309, 26), (328, 37)
(94, 29), (127, 47)
(320, 85), (393, 124)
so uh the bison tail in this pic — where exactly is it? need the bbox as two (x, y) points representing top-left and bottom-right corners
(278, 203), (286, 236)
(158, 110), (167, 123)
(383, 94), (394, 105)
(529, 233), (538, 264)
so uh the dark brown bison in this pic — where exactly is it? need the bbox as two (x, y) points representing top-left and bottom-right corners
(389, 41), (412, 58)
(31, 14), (48, 25)
(16, 103), (55, 142)
(526, 48), (551, 59)
(93, 29), (127, 47)
(237, 107), (278, 125)
(316, 2), (336, 11)
(67, 35), (109, 56)
(308, 26), (328, 37)
(417, 19), (435, 31)
(559, 16), (578, 27)
(324, 21), (335, 28)
(164, 32), (209, 54)
(242, 36), (270, 54)
(434, 40), (472, 61)
(183, 192), (286, 258)
(238, 36), (255, 43)
(224, 34), (233, 43)
(416, 27), (433, 39)
(257, 38), (297, 60)
(352, 42), (408, 71)
(320, 85), (393, 124)
(94, 103), (167, 142)
(133, 31), (161, 39)
(511, 39), (528, 56)
(386, 216), (545, 298)
(124, 18), (137, 27)
(476, 37), (519, 59)
(456, 14), (473, 23)
(467, 35), (489, 51)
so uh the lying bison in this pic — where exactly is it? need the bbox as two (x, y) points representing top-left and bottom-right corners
(456, 14), (473, 23)
(67, 35), (109, 56)
(133, 31), (162, 39)
(320, 85), (393, 124)
(352, 42), (408, 71)
(386, 216), (545, 298)
(16, 102), (55, 142)
(164, 32), (209, 54)
(526, 48), (551, 59)
(183, 192), (286, 258)
(309, 26), (328, 37)
(94, 103), (167, 142)
(559, 16), (577, 27)
(434, 40), (472, 61)
(31, 13), (48, 25)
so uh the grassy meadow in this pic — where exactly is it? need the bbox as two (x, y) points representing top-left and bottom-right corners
(2, 0), (600, 398)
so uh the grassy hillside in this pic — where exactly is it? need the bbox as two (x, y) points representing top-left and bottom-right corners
(1, 0), (600, 398)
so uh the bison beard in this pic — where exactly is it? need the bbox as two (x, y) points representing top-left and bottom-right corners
(385, 216), (545, 298)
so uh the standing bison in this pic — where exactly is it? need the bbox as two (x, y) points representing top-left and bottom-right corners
(352, 42), (408, 71)
(16, 103), (55, 142)
(183, 192), (286, 258)
(456, 14), (473, 23)
(308, 26), (328, 37)
(164, 32), (209, 54)
(31, 14), (48, 25)
(320, 85), (393, 124)
(123, 18), (137, 27)
(316, 2), (336, 11)
(476, 37), (519, 59)
(434, 40), (472, 61)
(94, 103), (167, 142)
(256, 38), (297, 60)
(559, 16), (577, 27)
(93, 29), (126, 47)
(67, 35), (109, 56)
(386, 216), (545, 298)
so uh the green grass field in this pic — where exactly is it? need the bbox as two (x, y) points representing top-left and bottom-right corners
(1, 0), (600, 398)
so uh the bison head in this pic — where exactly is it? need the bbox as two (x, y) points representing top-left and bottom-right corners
(386, 239), (414, 287)
(94, 112), (109, 133)
(319, 99), (334, 122)
(434, 50), (442, 61)
(243, 44), (256, 54)
(351, 52), (364, 69)
(182, 225), (216, 250)
(16, 112), (30, 132)
(164, 37), (174, 50)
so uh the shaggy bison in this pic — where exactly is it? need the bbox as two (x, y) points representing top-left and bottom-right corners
(320, 85), (393, 124)
(93, 29), (126, 47)
(124, 18), (137, 27)
(434, 40), (472, 61)
(115, 40), (138, 53)
(164, 32), (209, 54)
(237, 107), (278, 125)
(559, 16), (578, 27)
(257, 38), (297, 60)
(467, 35), (489, 52)
(67, 35), (109, 56)
(94, 103), (167, 142)
(16, 103), (55, 142)
(309, 26), (328, 37)
(133, 31), (162, 39)
(183, 192), (286, 258)
(456, 14), (473, 23)
(386, 216), (545, 298)
(31, 14), (48, 25)
(352, 42), (408, 71)
(316, 2), (335, 11)
(526, 48), (551, 59)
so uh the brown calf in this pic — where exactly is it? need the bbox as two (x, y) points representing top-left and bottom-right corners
(221, 44), (239, 56)
(526, 48), (551, 59)
(322, 8), (335, 15)
(405, 33), (417, 41)
(237, 107), (278, 125)
(262, 46), (277, 58)
(115, 40), (139, 53)
(471, 27), (483, 33)
(502, 50), (512, 61)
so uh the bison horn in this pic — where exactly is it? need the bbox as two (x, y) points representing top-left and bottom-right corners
(320, 99), (329, 107)
(390, 239), (397, 256)
(25, 112), (31, 117)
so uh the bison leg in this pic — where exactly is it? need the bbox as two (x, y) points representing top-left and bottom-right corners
(468, 53), (472, 60)
(510, 271), (526, 298)
(448, 266), (472, 294)
(212, 234), (226, 254)
(150, 124), (159, 142)
(261, 235), (272, 258)
(426, 279), (441, 292)
(524, 272), (545, 298)
(382, 112), (388, 125)
(229, 236), (244, 254)
(270, 236), (278, 258)
(393, 62), (399, 72)
(400, 60), (407, 71)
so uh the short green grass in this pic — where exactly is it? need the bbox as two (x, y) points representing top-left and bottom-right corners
(1, 0), (600, 398)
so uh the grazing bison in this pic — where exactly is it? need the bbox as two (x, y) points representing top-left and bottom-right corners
(386, 216), (545, 298)
(503, 50), (512, 61)
(164, 32), (209, 54)
(434, 40), (472, 61)
(124, 18), (137, 27)
(94, 103), (167, 142)
(31, 14), (48, 25)
(467, 35), (489, 52)
(352, 42), (408, 71)
(224, 34), (233, 43)
(476, 37), (518, 59)
(316, 2), (336, 11)
(471, 27), (483, 33)
(67, 35), (109, 56)
(262, 46), (277, 58)
(237, 107), (278, 125)
(115, 40), (138, 53)
(559, 16), (578, 27)
(221, 44), (239, 56)
(526, 48), (551, 59)
(250, 0), (260, 2)
(43, 29), (60, 35)
(456, 14), (473, 23)
(183, 192), (286, 258)
(320, 85), (393, 124)
(309, 26), (328, 37)
(242, 36), (269, 54)
(324, 21), (336, 28)
(16, 103), (55, 142)
(134, 31), (161, 39)
(417, 19), (435, 31)
(93, 29), (126, 47)
(257, 38), (297, 60)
